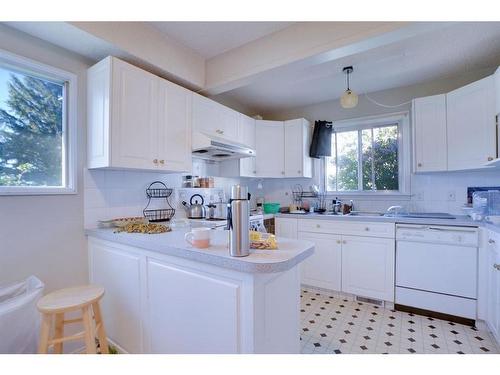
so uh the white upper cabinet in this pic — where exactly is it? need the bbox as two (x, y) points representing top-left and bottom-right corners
(239, 114), (256, 149)
(495, 67), (500, 114)
(412, 94), (447, 172)
(87, 57), (191, 172)
(192, 93), (239, 142)
(255, 120), (285, 177)
(447, 76), (496, 170)
(284, 119), (313, 178)
(157, 80), (192, 172)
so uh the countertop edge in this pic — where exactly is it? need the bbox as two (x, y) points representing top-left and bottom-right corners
(85, 229), (314, 274)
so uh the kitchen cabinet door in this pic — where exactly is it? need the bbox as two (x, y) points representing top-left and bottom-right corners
(412, 95), (447, 172)
(88, 240), (145, 353)
(110, 58), (159, 169)
(275, 217), (298, 239)
(255, 120), (285, 177)
(298, 232), (342, 291)
(487, 233), (500, 343)
(240, 156), (256, 177)
(341, 235), (395, 302)
(447, 76), (496, 170)
(239, 114), (256, 149)
(147, 258), (240, 353)
(284, 119), (313, 178)
(157, 80), (192, 172)
(192, 93), (238, 141)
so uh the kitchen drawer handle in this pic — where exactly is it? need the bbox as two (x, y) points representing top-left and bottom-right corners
(365, 227), (370, 231)
(417, 162), (422, 167)
(336, 240), (341, 244)
(316, 224), (321, 228)
(342, 240), (347, 244)
(494, 264), (500, 271)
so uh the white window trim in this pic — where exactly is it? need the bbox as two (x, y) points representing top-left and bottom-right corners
(0, 48), (77, 196)
(321, 111), (411, 197)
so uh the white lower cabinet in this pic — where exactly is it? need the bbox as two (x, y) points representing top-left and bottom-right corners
(298, 232), (342, 291)
(275, 217), (298, 239)
(147, 258), (240, 354)
(341, 236), (395, 302)
(279, 218), (395, 302)
(88, 240), (144, 354)
(486, 231), (500, 343)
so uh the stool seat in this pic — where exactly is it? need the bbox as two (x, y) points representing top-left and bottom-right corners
(37, 285), (104, 314)
(37, 284), (108, 354)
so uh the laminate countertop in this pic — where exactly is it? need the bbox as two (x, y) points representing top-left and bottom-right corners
(86, 228), (314, 274)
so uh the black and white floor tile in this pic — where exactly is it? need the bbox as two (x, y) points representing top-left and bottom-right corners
(299, 286), (500, 354)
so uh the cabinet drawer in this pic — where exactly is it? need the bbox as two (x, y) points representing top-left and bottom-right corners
(299, 219), (395, 238)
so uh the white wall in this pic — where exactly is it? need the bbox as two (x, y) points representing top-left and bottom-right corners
(257, 67), (500, 213)
(0, 25), (91, 293)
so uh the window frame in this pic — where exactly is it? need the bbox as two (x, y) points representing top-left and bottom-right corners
(0, 48), (77, 196)
(321, 111), (411, 197)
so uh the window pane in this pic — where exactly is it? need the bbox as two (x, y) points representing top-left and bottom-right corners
(0, 66), (64, 187)
(361, 128), (374, 190)
(336, 130), (358, 191)
(325, 133), (337, 191)
(373, 125), (398, 190)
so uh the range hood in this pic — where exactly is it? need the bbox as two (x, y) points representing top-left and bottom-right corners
(191, 131), (255, 161)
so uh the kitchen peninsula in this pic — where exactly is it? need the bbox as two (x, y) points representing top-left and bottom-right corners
(86, 228), (314, 354)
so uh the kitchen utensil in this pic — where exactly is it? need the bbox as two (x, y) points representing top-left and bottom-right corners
(227, 185), (251, 257)
(184, 227), (211, 248)
(182, 194), (207, 219)
(206, 203), (216, 219)
(263, 202), (281, 214)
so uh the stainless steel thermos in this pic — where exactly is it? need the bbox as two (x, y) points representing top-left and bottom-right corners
(227, 185), (250, 257)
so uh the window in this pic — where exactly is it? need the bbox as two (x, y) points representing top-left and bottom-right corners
(324, 113), (409, 194)
(0, 50), (76, 194)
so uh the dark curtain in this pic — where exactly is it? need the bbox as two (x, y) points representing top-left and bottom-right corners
(309, 120), (333, 159)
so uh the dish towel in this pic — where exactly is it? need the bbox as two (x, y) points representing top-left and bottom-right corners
(309, 120), (333, 158)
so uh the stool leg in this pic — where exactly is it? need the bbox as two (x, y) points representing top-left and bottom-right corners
(53, 313), (65, 354)
(82, 306), (96, 354)
(38, 314), (52, 354)
(92, 302), (109, 354)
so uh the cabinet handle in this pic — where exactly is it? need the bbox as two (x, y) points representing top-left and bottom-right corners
(336, 240), (341, 244)
(153, 159), (158, 164)
(488, 156), (494, 161)
(159, 160), (165, 165)
(489, 238), (496, 244)
(365, 227), (370, 231)
(417, 163), (422, 167)
(343, 240), (347, 244)
(253, 171), (256, 174)
(494, 264), (500, 271)
(316, 224), (321, 228)
(297, 170), (301, 174)
(281, 171), (285, 175)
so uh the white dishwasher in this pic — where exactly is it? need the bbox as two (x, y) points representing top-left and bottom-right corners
(395, 224), (479, 320)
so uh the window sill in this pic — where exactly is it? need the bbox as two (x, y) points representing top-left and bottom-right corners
(323, 191), (412, 200)
(0, 187), (77, 196)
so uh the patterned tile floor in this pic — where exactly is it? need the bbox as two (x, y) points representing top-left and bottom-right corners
(300, 286), (500, 354)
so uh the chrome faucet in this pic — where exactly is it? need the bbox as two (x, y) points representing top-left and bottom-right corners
(386, 205), (403, 215)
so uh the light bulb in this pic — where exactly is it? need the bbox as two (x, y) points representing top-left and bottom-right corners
(341, 89), (358, 109)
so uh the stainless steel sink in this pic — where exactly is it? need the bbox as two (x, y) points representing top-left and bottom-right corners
(383, 212), (456, 219)
(348, 211), (384, 217)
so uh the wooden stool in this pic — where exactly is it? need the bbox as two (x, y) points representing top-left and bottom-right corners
(37, 285), (109, 354)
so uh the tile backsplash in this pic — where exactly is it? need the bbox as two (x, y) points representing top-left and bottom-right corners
(84, 166), (500, 228)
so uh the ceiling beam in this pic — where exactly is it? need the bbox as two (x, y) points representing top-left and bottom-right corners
(203, 22), (452, 95)
(69, 21), (206, 89)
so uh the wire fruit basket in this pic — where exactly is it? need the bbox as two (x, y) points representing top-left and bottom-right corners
(143, 181), (175, 222)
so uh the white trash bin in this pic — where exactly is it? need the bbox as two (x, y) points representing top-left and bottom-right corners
(0, 276), (45, 353)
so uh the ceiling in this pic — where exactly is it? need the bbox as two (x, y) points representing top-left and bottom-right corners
(213, 22), (500, 114)
(150, 22), (294, 59)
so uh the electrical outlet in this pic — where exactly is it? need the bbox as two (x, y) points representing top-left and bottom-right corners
(447, 191), (456, 201)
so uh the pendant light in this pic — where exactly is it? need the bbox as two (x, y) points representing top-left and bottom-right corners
(340, 66), (358, 109)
